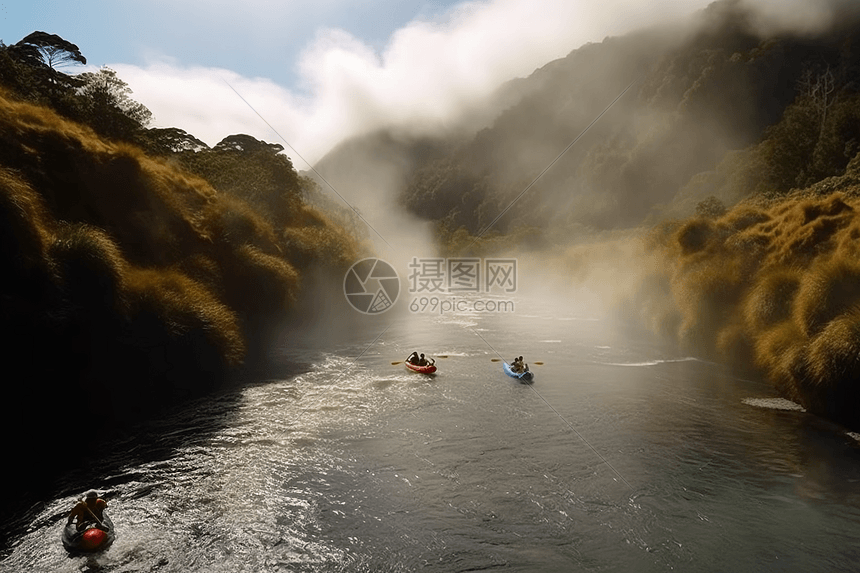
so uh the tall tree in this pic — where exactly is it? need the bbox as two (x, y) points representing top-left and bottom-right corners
(2, 32), (86, 113)
(140, 127), (209, 155)
(14, 31), (86, 69)
(76, 67), (152, 139)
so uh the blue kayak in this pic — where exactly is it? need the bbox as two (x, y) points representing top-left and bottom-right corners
(503, 362), (534, 382)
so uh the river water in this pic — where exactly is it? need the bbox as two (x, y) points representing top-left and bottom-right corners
(4, 295), (860, 572)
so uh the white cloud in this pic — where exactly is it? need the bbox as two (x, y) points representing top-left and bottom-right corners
(115, 0), (713, 167)
(114, 62), (313, 158)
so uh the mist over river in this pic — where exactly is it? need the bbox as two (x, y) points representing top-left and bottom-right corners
(4, 295), (860, 572)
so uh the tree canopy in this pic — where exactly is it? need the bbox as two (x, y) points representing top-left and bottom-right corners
(14, 31), (86, 69)
(76, 66), (152, 136)
(140, 127), (210, 155)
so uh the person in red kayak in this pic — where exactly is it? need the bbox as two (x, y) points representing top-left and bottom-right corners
(67, 490), (107, 531)
(407, 351), (420, 365)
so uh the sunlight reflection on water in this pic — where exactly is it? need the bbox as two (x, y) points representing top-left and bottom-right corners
(4, 300), (860, 572)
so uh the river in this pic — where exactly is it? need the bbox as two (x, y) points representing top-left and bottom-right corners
(3, 294), (860, 572)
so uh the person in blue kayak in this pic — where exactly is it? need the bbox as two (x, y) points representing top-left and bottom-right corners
(67, 490), (107, 531)
(511, 356), (529, 373)
(407, 351), (420, 365)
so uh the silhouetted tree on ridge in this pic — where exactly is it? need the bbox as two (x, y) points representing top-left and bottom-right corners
(12, 31), (86, 69)
(76, 66), (152, 138)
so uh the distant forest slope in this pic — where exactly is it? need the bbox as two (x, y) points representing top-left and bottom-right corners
(315, 0), (860, 244)
(412, 1), (860, 239)
(0, 34), (368, 490)
(312, 0), (860, 429)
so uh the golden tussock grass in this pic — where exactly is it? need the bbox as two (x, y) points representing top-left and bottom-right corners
(0, 167), (53, 276)
(223, 244), (300, 315)
(642, 219), (683, 252)
(48, 222), (128, 312)
(834, 219), (860, 259)
(752, 320), (808, 401)
(716, 203), (771, 232)
(742, 267), (801, 332)
(1, 85), (358, 304)
(760, 194), (854, 266)
(793, 255), (860, 338)
(203, 194), (281, 255)
(75, 147), (215, 262)
(124, 267), (245, 367)
(0, 90), (112, 156)
(0, 88), (372, 441)
(281, 205), (364, 269)
(671, 251), (750, 352)
(805, 309), (860, 389)
(177, 254), (224, 295)
(283, 225), (356, 269)
(715, 319), (755, 370)
(1, 90), (219, 268)
(137, 148), (218, 216)
(627, 192), (860, 424)
(675, 218), (716, 255)
(562, 192), (860, 422)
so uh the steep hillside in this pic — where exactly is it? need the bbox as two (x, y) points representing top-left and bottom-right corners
(413, 2), (860, 237)
(314, 0), (860, 245)
(606, 177), (860, 429)
(0, 89), (366, 494)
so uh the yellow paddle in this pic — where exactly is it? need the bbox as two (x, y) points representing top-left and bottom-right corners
(491, 358), (544, 365)
(392, 355), (448, 365)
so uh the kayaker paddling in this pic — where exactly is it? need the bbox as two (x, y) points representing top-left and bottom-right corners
(405, 352), (435, 367)
(62, 490), (116, 553)
(67, 490), (107, 531)
(503, 360), (534, 382)
(511, 356), (529, 374)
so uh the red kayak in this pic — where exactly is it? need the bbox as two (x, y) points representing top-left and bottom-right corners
(405, 361), (437, 374)
(62, 514), (115, 554)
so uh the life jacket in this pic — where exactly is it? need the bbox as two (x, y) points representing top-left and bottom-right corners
(74, 499), (107, 525)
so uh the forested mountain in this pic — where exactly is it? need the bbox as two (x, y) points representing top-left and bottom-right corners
(0, 33), (369, 497)
(312, 0), (860, 429)
(315, 0), (860, 244)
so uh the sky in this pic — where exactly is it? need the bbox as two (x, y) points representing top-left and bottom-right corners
(4, 0), (824, 168)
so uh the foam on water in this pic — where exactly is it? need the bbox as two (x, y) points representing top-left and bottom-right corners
(742, 397), (807, 412)
(601, 357), (700, 367)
